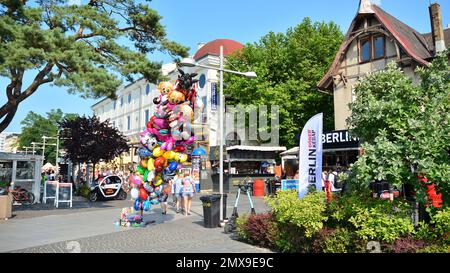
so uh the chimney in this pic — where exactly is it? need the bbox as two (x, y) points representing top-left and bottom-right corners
(429, 3), (446, 53)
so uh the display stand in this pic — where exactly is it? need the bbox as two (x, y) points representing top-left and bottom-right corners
(43, 181), (58, 205)
(55, 183), (72, 208)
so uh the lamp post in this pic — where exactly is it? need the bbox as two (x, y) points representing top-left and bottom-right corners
(180, 47), (257, 223)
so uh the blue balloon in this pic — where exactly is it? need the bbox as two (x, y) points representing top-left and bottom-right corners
(168, 161), (178, 172)
(143, 200), (151, 212)
(137, 148), (153, 158)
(150, 199), (160, 205)
(134, 199), (141, 211)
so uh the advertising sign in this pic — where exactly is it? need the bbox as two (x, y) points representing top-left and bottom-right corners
(298, 113), (323, 199)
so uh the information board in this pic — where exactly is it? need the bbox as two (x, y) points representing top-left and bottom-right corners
(43, 181), (58, 204)
(55, 183), (72, 208)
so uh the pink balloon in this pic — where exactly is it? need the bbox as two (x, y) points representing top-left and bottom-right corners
(130, 175), (143, 186)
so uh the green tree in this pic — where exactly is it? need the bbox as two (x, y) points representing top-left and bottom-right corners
(224, 18), (343, 147)
(347, 52), (450, 206)
(0, 0), (188, 132)
(18, 108), (77, 164)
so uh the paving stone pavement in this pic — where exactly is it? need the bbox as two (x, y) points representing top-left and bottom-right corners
(3, 194), (272, 253)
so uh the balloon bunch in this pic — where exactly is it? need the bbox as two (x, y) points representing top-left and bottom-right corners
(129, 69), (199, 212)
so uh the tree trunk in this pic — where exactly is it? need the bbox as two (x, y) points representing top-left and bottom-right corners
(0, 104), (18, 133)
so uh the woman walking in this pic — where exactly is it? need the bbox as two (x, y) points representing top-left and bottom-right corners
(182, 172), (195, 216)
(173, 173), (184, 214)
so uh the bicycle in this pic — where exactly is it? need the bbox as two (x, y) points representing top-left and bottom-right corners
(6, 186), (35, 205)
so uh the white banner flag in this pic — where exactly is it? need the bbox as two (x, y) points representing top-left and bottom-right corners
(298, 113), (323, 199)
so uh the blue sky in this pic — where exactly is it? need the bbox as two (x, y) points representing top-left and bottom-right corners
(1, 0), (449, 133)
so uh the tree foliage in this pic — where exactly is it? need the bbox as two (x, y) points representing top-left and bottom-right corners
(347, 52), (450, 206)
(223, 18), (343, 147)
(18, 108), (77, 164)
(0, 0), (189, 132)
(59, 115), (129, 172)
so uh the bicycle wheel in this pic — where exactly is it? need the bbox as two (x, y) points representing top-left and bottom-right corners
(25, 192), (35, 205)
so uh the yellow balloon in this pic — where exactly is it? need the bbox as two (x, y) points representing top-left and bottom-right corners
(177, 153), (188, 163)
(153, 175), (163, 187)
(147, 158), (155, 171)
(153, 147), (164, 158)
(163, 151), (171, 160)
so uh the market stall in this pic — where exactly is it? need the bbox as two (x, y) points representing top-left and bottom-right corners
(0, 152), (43, 203)
(211, 146), (286, 194)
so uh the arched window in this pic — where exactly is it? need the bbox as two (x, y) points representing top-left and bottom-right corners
(146, 84), (150, 95)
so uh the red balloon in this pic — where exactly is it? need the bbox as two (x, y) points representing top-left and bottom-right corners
(174, 146), (186, 153)
(139, 188), (148, 200)
(154, 157), (166, 173)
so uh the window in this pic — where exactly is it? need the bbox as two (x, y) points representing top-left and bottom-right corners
(128, 93), (131, 103)
(360, 37), (371, 63)
(112, 121), (116, 128)
(127, 116), (131, 131)
(373, 36), (385, 59)
(146, 84), (150, 95)
(145, 109), (150, 124)
(113, 100), (116, 110)
(360, 35), (386, 63)
(120, 97), (123, 107)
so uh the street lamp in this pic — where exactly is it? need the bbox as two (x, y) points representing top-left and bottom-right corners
(180, 46), (257, 223)
(42, 131), (61, 175)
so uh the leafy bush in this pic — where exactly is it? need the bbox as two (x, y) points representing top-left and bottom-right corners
(327, 191), (415, 243)
(266, 190), (328, 238)
(274, 223), (312, 253)
(241, 213), (278, 249)
(430, 208), (450, 242)
(416, 244), (450, 253)
(312, 228), (361, 253)
(236, 214), (250, 242)
(349, 205), (415, 243)
(413, 221), (436, 242)
(383, 235), (427, 253)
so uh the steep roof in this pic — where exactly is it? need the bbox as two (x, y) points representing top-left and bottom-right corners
(318, 4), (442, 90)
(193, 39), (244, 61)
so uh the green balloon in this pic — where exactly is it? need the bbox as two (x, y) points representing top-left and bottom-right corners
(137, 166), (145, 175)
(143, 170), (149, 182)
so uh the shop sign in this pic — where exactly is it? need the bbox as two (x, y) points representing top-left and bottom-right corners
(322, 130), (360, 150)
(211, 83), (218, 111)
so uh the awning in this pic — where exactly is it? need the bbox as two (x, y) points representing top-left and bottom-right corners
(226, 145), (287, 152)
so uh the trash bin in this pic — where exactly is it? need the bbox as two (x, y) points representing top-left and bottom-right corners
(200, 195), (221, 228)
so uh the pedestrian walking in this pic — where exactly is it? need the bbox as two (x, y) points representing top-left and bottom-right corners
(182, 171), (195, 216)
(173, 173), (184, 214)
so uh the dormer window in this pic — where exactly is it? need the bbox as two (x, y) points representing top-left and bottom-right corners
(359, 34), (386, 63)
